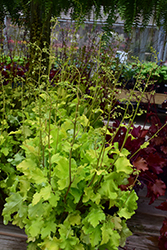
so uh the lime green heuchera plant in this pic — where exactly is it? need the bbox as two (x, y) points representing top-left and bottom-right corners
(2, 84), (138, 250)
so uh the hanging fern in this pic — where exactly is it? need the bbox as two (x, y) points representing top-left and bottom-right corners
(2, 0), (167, 33)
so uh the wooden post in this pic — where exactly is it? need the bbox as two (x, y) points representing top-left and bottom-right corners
(29, 0), (52, 78)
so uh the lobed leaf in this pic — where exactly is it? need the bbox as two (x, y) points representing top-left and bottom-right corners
(17, 159), (47, 184)
(115, 157), (133, 174)
(86, 208), (106, 228)
(101, 221), (115, 245)
(3, 193), (23, 225)
(32, 185), (51, 205)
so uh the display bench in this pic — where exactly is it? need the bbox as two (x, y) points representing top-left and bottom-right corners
(116, 89), (167, 105)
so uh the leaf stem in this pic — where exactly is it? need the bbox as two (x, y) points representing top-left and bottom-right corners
(48, 102), (52, 183)
(64, 69), (81, 203)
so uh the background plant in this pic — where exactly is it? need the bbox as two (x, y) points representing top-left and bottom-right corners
(105, 105), (167, 250)
(2, 0), (167, 80)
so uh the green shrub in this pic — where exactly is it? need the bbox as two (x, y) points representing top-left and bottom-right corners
(2, 83), (138, 250)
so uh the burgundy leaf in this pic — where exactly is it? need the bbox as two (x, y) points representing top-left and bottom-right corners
(152, 136), (164, 146)
(133, 157), (148, 171)
(149, 124), (159, 134)
(140, 129), (149, 138)
(156, 201), (167, 211)
(125, 138), (144, 155)
(146, 153), (165, 174)
(147, 179), (166, 204)
(151, 179), (166, 196)
(161, 146), (167, 155)
(150, 165), (164, 175)
(131, 126), (141, 137)
(144, 146), (156, 154)
(140, 171), (158, 183)
(160, 218), (167, 237)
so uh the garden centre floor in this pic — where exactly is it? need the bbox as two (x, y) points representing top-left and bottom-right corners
(0, 188), (166, 250)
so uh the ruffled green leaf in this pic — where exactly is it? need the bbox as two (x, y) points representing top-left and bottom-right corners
(87, 208), (105, 228)
(115, 157), (133, 174)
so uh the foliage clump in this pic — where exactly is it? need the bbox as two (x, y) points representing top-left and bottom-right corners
(2, 84), (138, 250)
